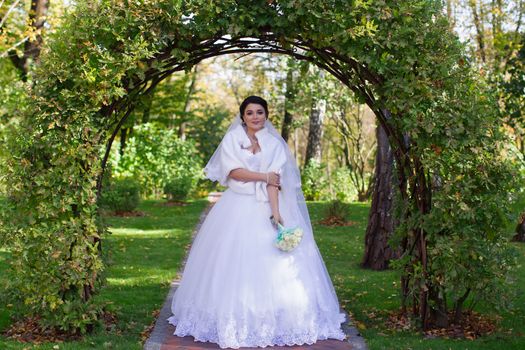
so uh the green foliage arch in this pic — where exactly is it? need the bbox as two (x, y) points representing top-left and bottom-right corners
(0, 0), (519, 333)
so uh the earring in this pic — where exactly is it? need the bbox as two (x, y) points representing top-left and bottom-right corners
(242, 121), (246, 126)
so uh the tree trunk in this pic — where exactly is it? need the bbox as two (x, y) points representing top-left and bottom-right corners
(178, 64), (199, 139)
(452, 288), (471, 324)
(141, 94), (153, 124)
(7, 0), (49, 81)
(119, 128), (128, 156)
(469, 0), (487, 63)
(513, 213), (525, 242)
(445, 0), (456, 28)
(304, 98), (326, 166)
(281, 110), (293, 142)
(429, 284), (449, 327)
(281, 68), (295, 142)
(361, 123), (400, 270)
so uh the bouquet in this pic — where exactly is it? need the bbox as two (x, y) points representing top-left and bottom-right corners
(270, 216), (304, 252)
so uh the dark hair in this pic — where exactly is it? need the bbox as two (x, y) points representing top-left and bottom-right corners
(239, 95), (269, 122)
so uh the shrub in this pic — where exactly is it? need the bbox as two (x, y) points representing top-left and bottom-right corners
(164, 175), (194, 201)
(322, 199), (351, 222)
(328, 167), (360, 202)
(98, 177), (140, 213)
(301, 159), (328, 201)
(114, 123), (202, 199)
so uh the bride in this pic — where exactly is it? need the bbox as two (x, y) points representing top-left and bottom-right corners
(166, 95), (347, 348)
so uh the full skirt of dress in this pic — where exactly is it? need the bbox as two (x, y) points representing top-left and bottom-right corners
(166, 188), (347, 349)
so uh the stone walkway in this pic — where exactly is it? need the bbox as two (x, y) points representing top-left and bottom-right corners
(143, 192), (368, 350)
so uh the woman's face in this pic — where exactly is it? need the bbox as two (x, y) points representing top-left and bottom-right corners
(243, 103), (266, 131)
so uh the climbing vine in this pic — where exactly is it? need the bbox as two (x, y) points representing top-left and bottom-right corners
(0, 0), (520, 333)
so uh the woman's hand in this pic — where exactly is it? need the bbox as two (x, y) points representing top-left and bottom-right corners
(266, 171), (280, 187)
(270, 212), (284, 228)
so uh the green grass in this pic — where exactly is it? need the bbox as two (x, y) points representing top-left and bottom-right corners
(309, 198), (525, 350)
(0, 197), (524, 349)
(0, 199), (209, 349)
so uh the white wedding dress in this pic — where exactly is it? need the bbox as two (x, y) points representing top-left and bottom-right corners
(167, 150), (347, 348)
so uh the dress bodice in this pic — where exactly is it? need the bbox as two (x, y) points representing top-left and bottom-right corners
(242, 150), (262, 172)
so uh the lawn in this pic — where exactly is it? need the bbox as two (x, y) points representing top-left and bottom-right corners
(0, 196), (524, 349)
(308, 201), (525, 350)
(0, 199), (209, 350)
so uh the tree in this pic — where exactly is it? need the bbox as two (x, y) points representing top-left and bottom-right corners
(1, 0), (50, 81)
(450, 0), (524, 73)
(178, 64), (200, 139)
(446, 1), (525, 154)
(361, 121), (399, 269)
(330, 101), (375, 202)
(281, 59), (300, 142)
(304, 69), (327, 166)
(501, 32), (525, 156)
(513, 212), (525, 242)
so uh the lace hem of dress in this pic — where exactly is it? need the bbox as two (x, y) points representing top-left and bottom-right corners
(166, 303), (347, 349)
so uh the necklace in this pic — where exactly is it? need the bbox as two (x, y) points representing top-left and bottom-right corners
(245, 132), (260, 153)
(243, 125), (259, 144)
